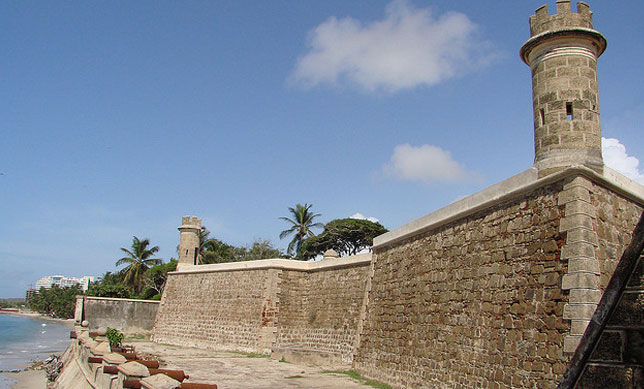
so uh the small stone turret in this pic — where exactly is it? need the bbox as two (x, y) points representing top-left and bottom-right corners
(520, 0), (607, 177)
(177, 216), (202, 269)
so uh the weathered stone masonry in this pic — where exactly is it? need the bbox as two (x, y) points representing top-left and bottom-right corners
(352, 169), (643, 388)
(152, 255), (371, 366)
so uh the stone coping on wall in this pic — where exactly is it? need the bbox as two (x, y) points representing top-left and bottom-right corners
(374, 165), (644, 250)
(81, 296), (161, 304)
(169, 252), (372, 275)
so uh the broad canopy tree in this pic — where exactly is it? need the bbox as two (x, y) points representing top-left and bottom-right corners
(298, 218), (388, 260)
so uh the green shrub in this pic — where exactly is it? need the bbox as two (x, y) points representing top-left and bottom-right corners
(106, 328), (124, 346)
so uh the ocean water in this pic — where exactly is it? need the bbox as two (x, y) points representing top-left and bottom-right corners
(0, 314), (72, 388)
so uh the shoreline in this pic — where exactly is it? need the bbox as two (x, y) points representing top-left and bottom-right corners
(0, 310), (75, 326)
(0, 359), (50, 389)
(0, 313), (72, 388)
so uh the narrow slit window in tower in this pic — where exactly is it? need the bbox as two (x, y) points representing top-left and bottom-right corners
(540, 109), (545, 125)
(566, 102), (573, 120)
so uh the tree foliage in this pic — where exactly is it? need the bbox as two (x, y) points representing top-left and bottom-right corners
(198, 229), (239, 264)
(116, 236), (162, 294)
(86, 271), (133, 299)
(279, 203), (323, 256)
(141, 259), (177, 299)
(299, 218), (388, 259)
(237, 239), (285, 261)
(0, 298), (24, 308)
(27, 285), (81, 319)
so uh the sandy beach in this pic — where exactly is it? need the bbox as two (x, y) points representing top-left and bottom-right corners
(1, 369), (47, 389)
(0, 312), (72, 388)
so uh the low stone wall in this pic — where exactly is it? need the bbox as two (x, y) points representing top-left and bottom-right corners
(75, 296), (159, 333)
(152, 255), (371, 366)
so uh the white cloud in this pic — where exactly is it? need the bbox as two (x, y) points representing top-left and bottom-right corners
(602, 137), (644, 184)
(382, 143), (479, 183)
(290, 0), (493, 92)
(349, 213), (380, 223)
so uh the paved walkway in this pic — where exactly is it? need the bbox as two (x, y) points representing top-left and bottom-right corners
(128, 339), (379, 389)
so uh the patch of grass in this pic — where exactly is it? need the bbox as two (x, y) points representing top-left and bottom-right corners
(126, 333), (149, 340)
(285, 375), (303, 379)
(323, 370), (391, 389)
(279, 357), (286, 363)
(231, 351), (271, 358)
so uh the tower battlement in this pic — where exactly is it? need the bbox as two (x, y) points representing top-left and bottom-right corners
(529, 1), (593, 36)
(180, 216), (202, 229)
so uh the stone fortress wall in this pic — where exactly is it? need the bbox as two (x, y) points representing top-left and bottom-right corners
(152, 253), (372, 366)
(149, 2), (644, 387)
(353, 168), (644, 388)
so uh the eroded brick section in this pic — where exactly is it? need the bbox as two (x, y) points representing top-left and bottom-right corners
(152, 269), (280, 354)
(354, 183), (570, 388)
(275, 266), (370, 364)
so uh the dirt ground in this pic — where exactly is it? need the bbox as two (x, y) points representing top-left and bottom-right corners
(127, 338), (383, 389)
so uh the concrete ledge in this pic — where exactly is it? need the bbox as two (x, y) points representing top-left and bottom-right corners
(170, 253), (372, 275)
(374, 165), (644, 249)
(271, 347), (351, 369)
(83, 296), (161, 304)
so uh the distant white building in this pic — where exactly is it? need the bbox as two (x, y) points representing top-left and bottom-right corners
(35, 275), (95, 292)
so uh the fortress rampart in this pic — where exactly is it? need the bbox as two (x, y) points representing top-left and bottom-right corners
(353, 167), (644, 387)
(145, 1), (644, 387)
(152, 254), (372, 366)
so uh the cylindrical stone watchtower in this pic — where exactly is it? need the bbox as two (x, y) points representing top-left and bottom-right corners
(177, 216), (202, 269)
(520, 0), (607, 177)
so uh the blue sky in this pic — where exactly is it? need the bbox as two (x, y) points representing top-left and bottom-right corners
(1, 1), (643, 297)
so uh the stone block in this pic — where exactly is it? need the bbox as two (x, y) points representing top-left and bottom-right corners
(570, 320), (590, 335)
(102, 352), (127, 365)
(557, 187), (590, 205)
(565, 228), (598, 245)
(563, 335), (582, 353)
(569, 289), (601, 304)
(90, 341), (111, 356)
(564, 201), (595, 217)
(569, 77), (590, 89)
(118, 361), (150, 378)
(562, 272), (599, 290)
(561, 242), (596, 260)
(559, 214), (593, 232)
(140, 373), (181, 389)
(568, 258), (600, 274)
(563, 303), (597, 320)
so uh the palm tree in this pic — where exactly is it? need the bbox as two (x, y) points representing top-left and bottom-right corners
(279, 203), (323, 256)
(116, 236), (161, 294)
(197, 228), (229, 264)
